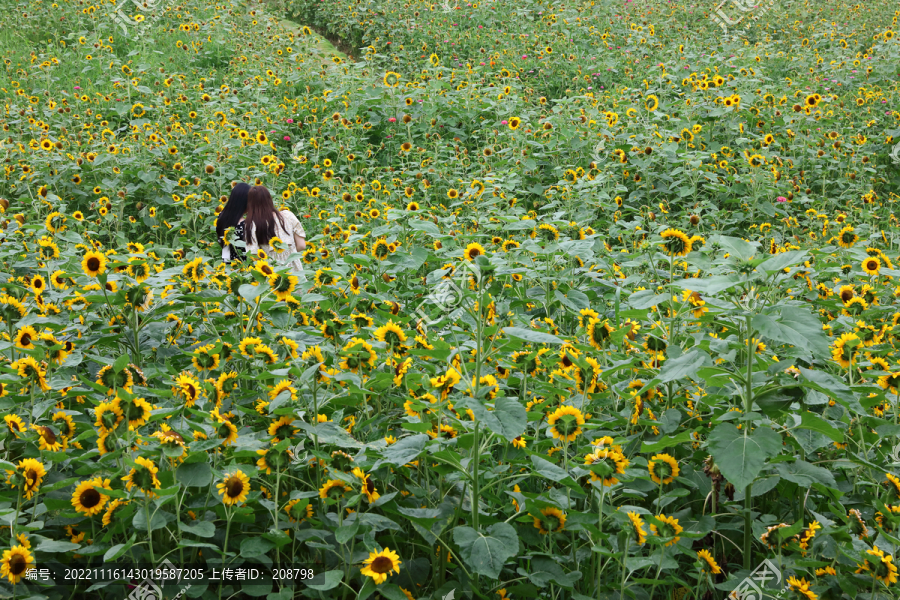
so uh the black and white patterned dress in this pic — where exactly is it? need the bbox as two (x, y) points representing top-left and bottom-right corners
(219, 221), (246, 263)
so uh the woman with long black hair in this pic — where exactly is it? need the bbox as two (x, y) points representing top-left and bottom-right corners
(244, 185), (307, 276)
(216, 182), (251, 263)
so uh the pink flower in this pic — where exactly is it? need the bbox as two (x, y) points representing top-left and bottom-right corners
(286, 118), (294, 123)
(284, 136), (291, 141)
(74, 86), (81, 90)
(776, 196), (787, 203)
(480, 62), (485, 66)
(501, 120), (508, 125)
(388, 117), (397, 122)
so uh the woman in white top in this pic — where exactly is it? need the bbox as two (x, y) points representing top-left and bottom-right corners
(243, 185), (307, 276)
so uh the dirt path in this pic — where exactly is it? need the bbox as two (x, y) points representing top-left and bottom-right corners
(249, 0), (352, 69)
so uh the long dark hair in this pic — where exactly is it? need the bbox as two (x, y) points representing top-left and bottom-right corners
(246, 185), (285, 247)
(216, 182), (251, 246)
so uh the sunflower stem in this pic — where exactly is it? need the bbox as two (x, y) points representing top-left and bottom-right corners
(144, 498), (155, 564)
(743, 314), (754, 571)
(219, 506), (233, 600)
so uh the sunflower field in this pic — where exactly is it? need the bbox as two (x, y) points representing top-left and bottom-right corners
(1, 0), (900, 598)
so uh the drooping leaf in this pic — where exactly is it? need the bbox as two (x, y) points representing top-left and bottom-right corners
(372, 434), (428, 469)
(655, 349), (711, 384)
(453, 523), (519, 579)
(707, 424), (782, 490)
(774, 460), (837, 489)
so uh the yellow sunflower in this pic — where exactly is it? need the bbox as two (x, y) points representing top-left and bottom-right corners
(648, 453), (680, 485)
(81, 250), (107, 277)
(649, 514), (683, 547)
(360, 548), (402, 584)
(0, 545), (34, 584)
(217, 471), (251, 506)
(71, 477), (111, 516)
(547, 405), (585, 442)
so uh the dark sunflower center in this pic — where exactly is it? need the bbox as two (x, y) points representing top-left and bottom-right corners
(226, 477), (243, 497)
(20, 333), (31, 346)
(370, 556), (393, 574)
(80, 488), (102, 508)
(41, 427), (56, 444)
(87, 257), (100, 271)
(9, 553), (26, 575)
